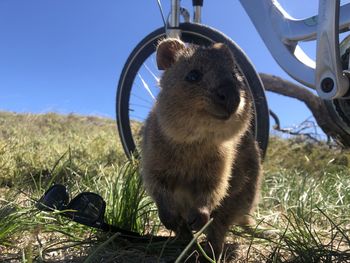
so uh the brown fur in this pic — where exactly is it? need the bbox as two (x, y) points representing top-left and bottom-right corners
(141, 38), (263, 260)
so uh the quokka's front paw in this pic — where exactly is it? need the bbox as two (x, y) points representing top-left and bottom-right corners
(187, 207), (210, 231)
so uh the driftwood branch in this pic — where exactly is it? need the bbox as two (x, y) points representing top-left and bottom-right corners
(259, 73), (350, 147)
(269, 109), (321, 143)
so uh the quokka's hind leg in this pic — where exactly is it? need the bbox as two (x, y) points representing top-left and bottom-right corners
(204, 213), (252, 261)
(205, 217), (231, 261)
(205, 184), (260, 260)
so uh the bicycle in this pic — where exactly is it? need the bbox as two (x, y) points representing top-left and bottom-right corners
(116, 0), (350, 158)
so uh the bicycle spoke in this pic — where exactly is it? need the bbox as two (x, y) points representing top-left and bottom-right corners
(144, 64), (160, 83)
(138, 74), (156, 100)
(130, 103), (153, 110)
(131, 92), (154, 106)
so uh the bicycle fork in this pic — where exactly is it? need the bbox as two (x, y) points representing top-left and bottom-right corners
(166, 0), (203, 38)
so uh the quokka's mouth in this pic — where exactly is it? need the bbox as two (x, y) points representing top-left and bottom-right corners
(206, 105), (234, 120)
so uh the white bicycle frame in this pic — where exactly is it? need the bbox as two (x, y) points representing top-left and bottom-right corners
(167, 0), (350, 100)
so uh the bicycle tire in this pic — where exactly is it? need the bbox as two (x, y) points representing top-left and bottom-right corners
(116, 23), (269, 158)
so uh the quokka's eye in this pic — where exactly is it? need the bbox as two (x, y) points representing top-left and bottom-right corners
(185, 69), (203, 83)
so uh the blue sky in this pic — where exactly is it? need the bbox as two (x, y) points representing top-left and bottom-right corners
(0, 0), (326, 129)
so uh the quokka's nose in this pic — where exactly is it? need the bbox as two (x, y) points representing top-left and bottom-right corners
(214, 82), (240, 115)
(215, 87), (228, 104)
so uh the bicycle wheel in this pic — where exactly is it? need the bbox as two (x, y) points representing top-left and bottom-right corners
(116, 23), (269, 158)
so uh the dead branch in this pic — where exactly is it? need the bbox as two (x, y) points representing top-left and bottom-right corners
(260, 73), (350, 147)
(269, 109), (321, 143)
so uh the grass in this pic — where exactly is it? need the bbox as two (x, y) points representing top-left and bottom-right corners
(0, 111), (350, 262)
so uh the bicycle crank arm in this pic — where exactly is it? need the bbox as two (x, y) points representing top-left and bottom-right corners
(316, 0), (349, 99)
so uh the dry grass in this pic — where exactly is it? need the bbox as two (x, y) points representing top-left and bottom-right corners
(0, 111), (349, 262)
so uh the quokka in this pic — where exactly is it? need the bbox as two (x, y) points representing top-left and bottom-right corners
(141, 38), (263, 259)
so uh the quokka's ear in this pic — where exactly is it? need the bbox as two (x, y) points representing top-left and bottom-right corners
(156, 38), (186, 70)
(212, 43), (234, 59)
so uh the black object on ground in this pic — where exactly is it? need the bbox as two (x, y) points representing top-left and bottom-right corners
(36, 184), (168, 242)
